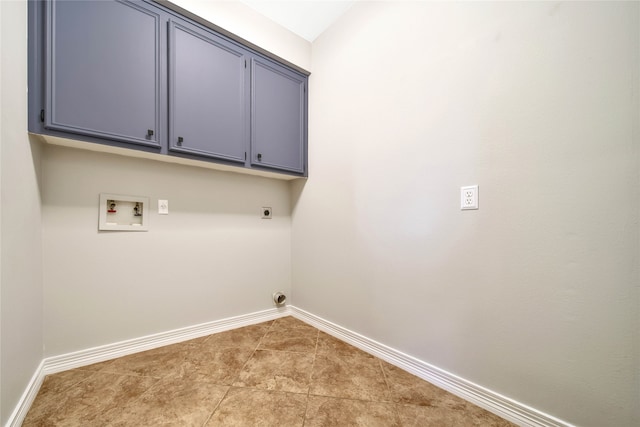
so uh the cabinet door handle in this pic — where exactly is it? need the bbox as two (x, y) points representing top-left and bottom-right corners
(147, 129), (154, 137)
(177, 136), (183, 146)
(257, 153), (262, 161)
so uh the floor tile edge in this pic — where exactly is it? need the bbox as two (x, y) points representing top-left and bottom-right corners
(8, 306), (575, 427)
(42, 307), (289, 375)
(5, 307), (289, 427)
(289, 306), (574, 427)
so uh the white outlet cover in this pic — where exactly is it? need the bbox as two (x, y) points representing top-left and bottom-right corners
(158, 199), (169, 215)
(461, 185), (479, 210)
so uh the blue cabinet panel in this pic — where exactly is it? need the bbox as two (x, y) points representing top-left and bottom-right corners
(251, 58), (306, 174)
(30, 0), (309, 176)
(169, 20), (248, 162)
(46, 0), (161, 147)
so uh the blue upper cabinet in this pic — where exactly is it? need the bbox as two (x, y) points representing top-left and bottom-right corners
(169, 19), (249, 163)
(29, 0), (309, 177)
(251, 58), (307, 174)
(45, 0), (162, 148)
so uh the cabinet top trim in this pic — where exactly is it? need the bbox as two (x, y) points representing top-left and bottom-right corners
(153, 0), (311, 77)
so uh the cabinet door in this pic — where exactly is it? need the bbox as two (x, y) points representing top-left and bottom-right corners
(251, 58), (306, 174)
(169, 20), (247, 163)
(46, 0), (161, 147)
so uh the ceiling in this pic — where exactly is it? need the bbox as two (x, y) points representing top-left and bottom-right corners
(238, 0), (355, 42)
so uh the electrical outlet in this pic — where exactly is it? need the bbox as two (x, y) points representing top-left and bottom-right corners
(158, 199), (169, 215)
(262, 207), (272, 219)
(461, 185), (478, 210)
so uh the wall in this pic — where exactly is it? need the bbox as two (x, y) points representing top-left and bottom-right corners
(41, 1), (310, 356)
(292, 2), (639, 427)
(170, 0), (311, 71)
(0, 0), (310, 420)
(0, 0), (44, 425)
(42, 146), (291, 355)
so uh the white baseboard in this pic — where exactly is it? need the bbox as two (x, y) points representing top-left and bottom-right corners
(289, 306), (574, 427)
(5, 360), (45, 427)
(42, 307), (288, 375)
(7, 305), (573, 427)
(5, 307), (288, 427)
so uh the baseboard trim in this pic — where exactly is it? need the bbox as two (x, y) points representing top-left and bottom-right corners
(7, 305), (573, 427)
(6, 360), (45, 427)
(43, 307), (288, 375)
(5, 307), (288, 427)
(289, 306), (573, 427)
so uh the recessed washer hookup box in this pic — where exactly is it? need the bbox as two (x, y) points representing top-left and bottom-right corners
(98, 193), (149, 231)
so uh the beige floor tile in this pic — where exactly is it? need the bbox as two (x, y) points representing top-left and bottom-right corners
(205, 387), (306, 426)
(23, 372), (157, 426)
(168, 335), (211, 350)
(258, 327), (318, 353)
(72, 358), (120, 375)
(37, 369), (97, 397)
(23, 320), (514, 427)
(168, 346), (254, 385)
(202, 323), (271, 349)
(109, 377), (228, 427)
(233, 349), (314, 393)
(316, 331), (373, 359)
(310, 353), (391, 401)
(462, 401), (517, 426)
(76, 359), (116, 373)
(382, 361), (464, 407)
(272, 316), (314, 330)
(96, 344), (189, 379)
(304, 395), (401, 427)
(22, 370), (97, 426)
(396, 402), (516, 427)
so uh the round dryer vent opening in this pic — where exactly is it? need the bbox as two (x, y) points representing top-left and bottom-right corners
(273, 292), (286, 306)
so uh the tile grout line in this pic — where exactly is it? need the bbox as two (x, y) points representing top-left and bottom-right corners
(226, 320), (275, 388)
(53, 370), (99, 395)
(200, 385), (232, 427)
(115, 376), (166, 421)
(201, 320), (276, 427)
(29, 370), (103, 421)
(378, 358), (403, 426)
(306, 392), (404, 406)
(191, 335), (226, 427)
(243, 347), (316, 355)
(84, 367), (165, 381)
(41, 347), (187, 425)
(301, 328), (320, 427)
(305, 351), (400, 405)
(25, 318), (516, 426)
(107, 340), (200, 424)
(220, 321), (275, 394)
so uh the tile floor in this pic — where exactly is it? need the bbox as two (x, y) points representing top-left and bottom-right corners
(24, 317), (515, 426)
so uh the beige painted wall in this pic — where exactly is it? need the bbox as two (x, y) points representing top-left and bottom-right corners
(2, 0), (310, 421)
(0, 0), (44, 424)
(40, 0), (311, 357)
(292, 2), (639, 426)
(3, 0), (639, 425)
(170, 0), (311, 71)
(42, 145), (292, 355)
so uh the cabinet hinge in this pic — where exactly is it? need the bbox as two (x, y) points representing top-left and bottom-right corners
(244, 152), (247, 160)
(40, 109), (45, 123)
(244, 59), (247, 68)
